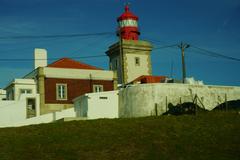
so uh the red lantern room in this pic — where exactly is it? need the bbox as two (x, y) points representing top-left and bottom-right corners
(117, 5), (140, 40)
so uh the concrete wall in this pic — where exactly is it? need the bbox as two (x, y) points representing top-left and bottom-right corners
(74, 91), (119, 119)
(119, 83), (240, 118)
(0, 100), (27, 126)
(0, 93), (40, 126)
(0, 108), (76, 128)
(42, 103), (73, 115)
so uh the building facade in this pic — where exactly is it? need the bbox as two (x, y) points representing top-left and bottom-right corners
(24, 56), (116, 114)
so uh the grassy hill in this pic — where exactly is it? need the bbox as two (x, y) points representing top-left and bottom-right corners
(0, 112), (239, 160)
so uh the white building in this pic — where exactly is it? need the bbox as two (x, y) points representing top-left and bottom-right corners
(73, 91), (119, 119)
(0, 79), (41, 127)
(0, 89), (6, 100)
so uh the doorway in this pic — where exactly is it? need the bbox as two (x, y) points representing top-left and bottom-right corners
(26, 98), (36, 118)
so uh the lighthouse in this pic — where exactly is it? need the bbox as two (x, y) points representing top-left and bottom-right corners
(106, 5), (153, 85)
(117, 5), (140, 40)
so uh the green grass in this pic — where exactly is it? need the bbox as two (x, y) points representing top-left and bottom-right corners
(0, 112), (240, 160)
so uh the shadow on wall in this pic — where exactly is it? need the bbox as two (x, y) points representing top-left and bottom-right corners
(162, 100), (240, 116)
(163, 102), (208, 116)
(213, 100), (240, 112)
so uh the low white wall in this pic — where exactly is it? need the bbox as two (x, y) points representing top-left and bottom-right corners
(74, 91), (119, 119)
(119, 83), (240, 118)
(0, 108), (76, 128)
(0, 100), (27, 126)
(0, 92), (75, 128)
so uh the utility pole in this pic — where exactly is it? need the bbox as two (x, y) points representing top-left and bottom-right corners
(118, 30), (125, 86)
(170, 60), (174, 78)
(178, 42), (190, 83)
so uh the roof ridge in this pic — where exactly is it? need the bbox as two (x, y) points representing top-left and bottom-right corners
(47, 57), (103, 70)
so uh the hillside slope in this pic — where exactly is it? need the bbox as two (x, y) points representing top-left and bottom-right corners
(0, 112), (239, 160)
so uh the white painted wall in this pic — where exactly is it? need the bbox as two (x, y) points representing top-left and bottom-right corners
(0, 100), (26, 126)
(74, 91), (119, 119)
(44, 67), (114, 80)
(0, 93), (40, 127)
(0, 107), (76, 128)
(119, 83), (240, 118)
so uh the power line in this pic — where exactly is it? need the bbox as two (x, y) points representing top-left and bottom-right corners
(141, 36), (174, 45)
(190, 45), (240, 62)
(1, 33), (114, 56)
(0, 55), (107, 62)
(142, 37), (240, 62)
(0, 43), (181, 61)
(0, 32), (115, 40)
(154, 44), (178, 50)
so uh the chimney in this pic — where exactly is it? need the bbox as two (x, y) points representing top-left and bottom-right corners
(34, 48), (47, 69)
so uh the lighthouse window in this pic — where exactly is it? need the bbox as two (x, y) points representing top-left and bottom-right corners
(119, 20), (138, 27)
(119, 21), (123, 27)
(123, 20), (127, 26)
(135, 57), (140, 66)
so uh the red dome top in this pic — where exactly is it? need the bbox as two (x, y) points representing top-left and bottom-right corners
(117, 5), (138, 21)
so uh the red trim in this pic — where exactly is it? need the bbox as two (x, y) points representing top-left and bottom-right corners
(132, 75), (167, 84)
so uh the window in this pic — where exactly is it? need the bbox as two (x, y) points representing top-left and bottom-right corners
(135, 57), (140, 66)
(99, 97), (108, 99)
(26, 98), (36, 118)
(119, 20), (138, 27)
(20, 89), (32, 94)
(93, 85), (103, 93)
(56, 84), (67, 100)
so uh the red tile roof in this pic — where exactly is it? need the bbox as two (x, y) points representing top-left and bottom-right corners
(47, 58), (102, 70)
(132, 75), (166, 84)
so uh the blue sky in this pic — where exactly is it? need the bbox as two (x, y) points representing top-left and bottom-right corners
(0, 0), (240, 88)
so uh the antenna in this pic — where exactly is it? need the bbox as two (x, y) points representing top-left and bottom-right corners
(124, 2), (131, 11)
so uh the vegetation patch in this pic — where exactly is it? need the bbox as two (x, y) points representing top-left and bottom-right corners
(0, 112), (239, 160)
